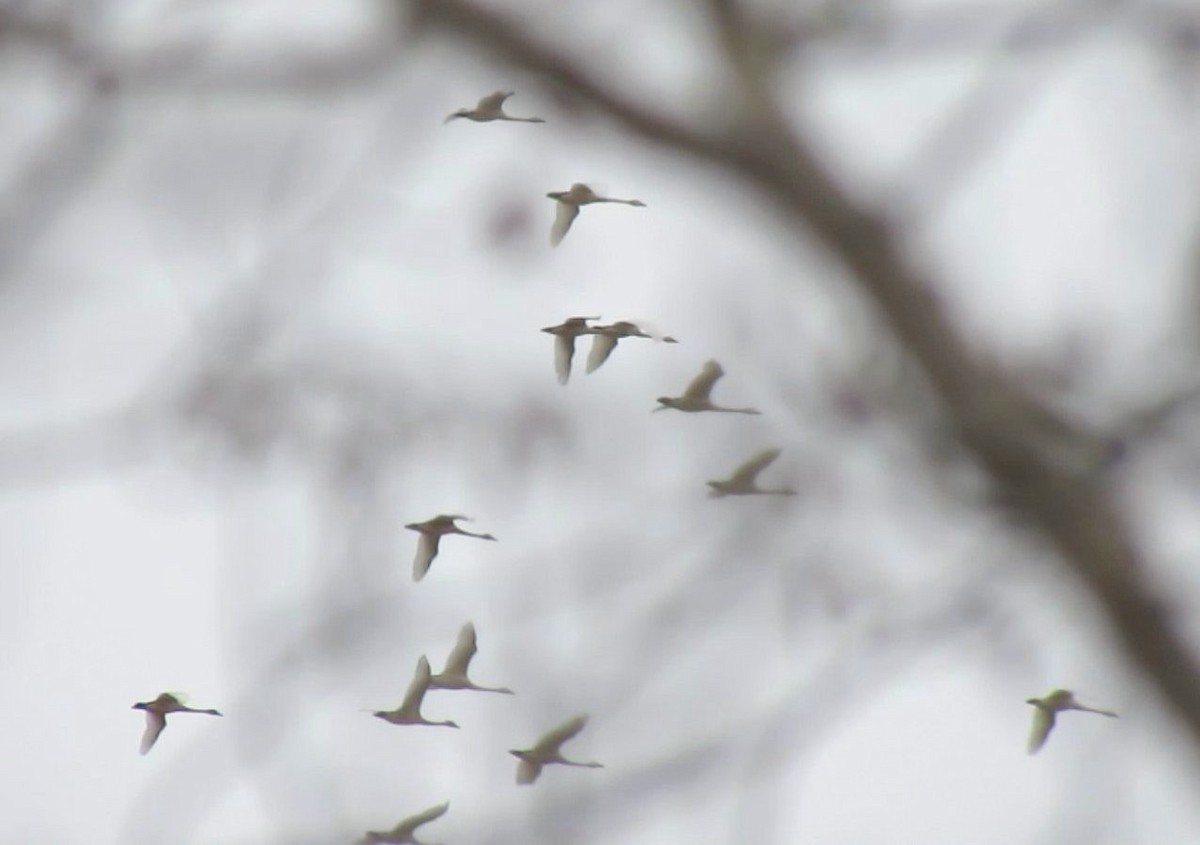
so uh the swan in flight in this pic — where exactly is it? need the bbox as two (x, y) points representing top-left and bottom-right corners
(707, 448), (796, 497)
(1026, 689), (1117, 754)
(430, 622), (515, 694)
(372, 656), (460, 728)
(359, 801), (450, 845)
(547, 183), (645, 246)
(655, 360), (761, 414)
(131, 692), (222, 755)
(510, 713), (603, 784)
(444, 91), (545, 124)
(541, 316), (602, 385)
(405, 515), (497, 582)
(585, 320), (678, 375)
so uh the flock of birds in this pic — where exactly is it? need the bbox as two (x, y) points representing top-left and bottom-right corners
(129, 89), (1118, 844)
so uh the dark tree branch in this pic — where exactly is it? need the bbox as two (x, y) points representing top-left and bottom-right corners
(410, 0), (1200, 755)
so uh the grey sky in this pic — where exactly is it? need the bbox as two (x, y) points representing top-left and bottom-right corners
(2, 1), (1200, 844)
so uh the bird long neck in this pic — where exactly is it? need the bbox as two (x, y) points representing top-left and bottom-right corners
(713, 405), (760, 415)
(561, 758), (603, 768)
(456, 528), (493, 540)
(180, 706), (221, 715)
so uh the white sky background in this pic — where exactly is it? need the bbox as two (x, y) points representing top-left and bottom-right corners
(3, 0), (1200, 843)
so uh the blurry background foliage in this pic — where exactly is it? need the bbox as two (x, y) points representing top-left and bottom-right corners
(3, 1), (1200, 843)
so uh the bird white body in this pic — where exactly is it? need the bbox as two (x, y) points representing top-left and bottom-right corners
(707, 447), (796, 497)
(131, 692), (222, 755)
(547, 183), (646, 246)
(585, 320), (679, 375)
(1025, 689), (1117, 753)
(405, 514), (497, 581)
(360, 801), (450, 845)
(655, 359), (761, 414)
(373, 656), (460, 728)
(541, 316), (602, 384)
(509, 713), (603, 784)
(429, 622), (514, 694)
(444, 91), (544, 124)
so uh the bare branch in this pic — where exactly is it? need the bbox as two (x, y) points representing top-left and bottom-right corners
(411, 0), (1200, 754)
(0, 83), (119, 286)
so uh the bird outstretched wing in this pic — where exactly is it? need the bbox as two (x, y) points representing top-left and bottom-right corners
(1027, 707), (1056, 754)
(550, 202), (580, 246)
(393, 801), (450, 837)
(728, 448), (782, 486)
(682, 360), (724, 401)
(139, 711), (167, 755)
(586, 333), (620, 373)
(443, 622), (478, 676)
(413, 534), (440, 582)
(399, 656), (433, 712)
(532, 714), (589, 755)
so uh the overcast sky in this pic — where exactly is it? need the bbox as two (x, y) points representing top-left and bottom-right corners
(3, 1), (1200, 844)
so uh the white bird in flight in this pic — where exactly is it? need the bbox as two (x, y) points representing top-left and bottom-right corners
(1025, 689), (1117, 754)
(359, 801), (450, 845)
(429, 622), (515, 695)
(372, 656), (460, 728)
(546, 183), (646, 246)
(707, 448), (796, 497)
(131, 692), (222, 755)
(585, 320), (678, 375)
(655, 360), (761, 414)
(541, 316), (602, 385)
(404, 514), (497, 582)
(444, 91), (545, 124)
(509, 713), (603, 784)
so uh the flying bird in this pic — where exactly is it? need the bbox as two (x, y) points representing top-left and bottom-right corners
(541, 316), (601, 384)
(655, 360), (761, 414)
(546, 183), (646, 246)
(405, 515), (497, 582)
(131, 692), (222, 755)
(707, 448), (796, 497)
(444, 91), (545, 124)
(359, 801), (450, 845)
(510, 713), (603, 784)
(429, 622), (515, 694)
(1026, 689), (1117, 754)
(372, 656), (460, 728)
(585, 320), (678, 375)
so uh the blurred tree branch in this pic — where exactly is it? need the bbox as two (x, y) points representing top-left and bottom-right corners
(0, 80), (119, 285)
(408, 0), (1200, 755)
